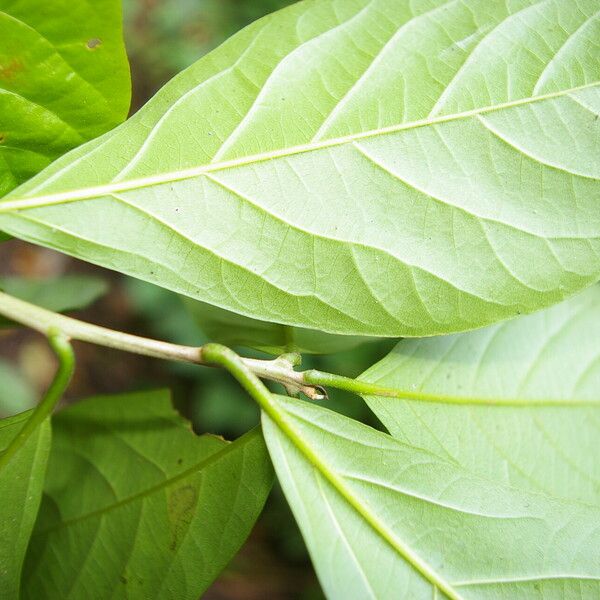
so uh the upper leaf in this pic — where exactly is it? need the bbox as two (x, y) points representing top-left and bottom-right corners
(0, 411), (50, 598)
(24, 390), (273, 600)
(0, 0), (598, 336)
(0, 0), (131, 198)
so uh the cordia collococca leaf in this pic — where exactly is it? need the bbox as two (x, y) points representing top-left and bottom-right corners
(263, 286), (600, 599)
(0, 0), (598, 336)
(23, 390), (273, 599)
(0, 411), (50, 598)
(0, 0), (131, 198)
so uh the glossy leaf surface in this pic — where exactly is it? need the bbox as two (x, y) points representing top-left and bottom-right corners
(0, 0), (598, 336)
(0, 411), (50, 598)
(0, 0), (130, 197)
(24, 390), (273, 600)
(263, 392), (600, 599)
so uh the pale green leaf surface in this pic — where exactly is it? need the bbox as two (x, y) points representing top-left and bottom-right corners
(0, 411), (50, 598)
(184, 297), (377, 354)
(0, 0), (598, 336)
(262, 394), (600, 600)
(24, 390), (273, 600)
(361, 284), (600, 504)
(0, 0), (131, 198)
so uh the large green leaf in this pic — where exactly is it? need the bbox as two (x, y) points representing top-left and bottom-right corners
(0, 411), (50, 598)
(361, 284), (600, 502)
(184, 297), (377, 355)
(262, 393), (600, 599)
(23, 390), (273, 599)
(0, 0), (598, 336)
(0, 0), (131, 198)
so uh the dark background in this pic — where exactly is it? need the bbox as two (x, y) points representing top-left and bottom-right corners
(0, 2), (394, 597)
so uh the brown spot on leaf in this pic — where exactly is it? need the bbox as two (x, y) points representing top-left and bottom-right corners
(167, 485), (197, 551)
(0, 58), (24, 81)
(86, 38), (102, 50)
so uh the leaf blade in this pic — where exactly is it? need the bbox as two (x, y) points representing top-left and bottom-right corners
(262, 394), (600, 599)
(24, 390), (273, 600)
(0, 412), (50, 598)
(360, 285), (600, 502)
(0, 0), (598, 336)
(0, 0), (130, 198)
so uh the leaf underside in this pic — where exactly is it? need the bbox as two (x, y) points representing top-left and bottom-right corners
(262, 288), (600, 599)
(361, 284), (600, 501)
(0, 0), (597, 336)
(263, 393), (600, 600)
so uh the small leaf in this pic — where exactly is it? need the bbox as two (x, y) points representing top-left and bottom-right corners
(23, 390), (273, 599)
(0, 0), (598, 336)
(184, 297), (377, 355)
(361, 284), (600, 501)
(0, 411), (50, 598)
(0, 0), (131, 198)
(262, 394), (600, 599)
(0, 274), (108, 328)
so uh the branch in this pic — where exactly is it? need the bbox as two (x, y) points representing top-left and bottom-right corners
(0, 291), (587, 408)
(0, 291), (325, 400)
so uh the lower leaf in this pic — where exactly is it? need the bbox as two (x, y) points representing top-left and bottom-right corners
(0, 411), (50, 598)
(262, 395), (600, 599)
(23, 390), (273, 599)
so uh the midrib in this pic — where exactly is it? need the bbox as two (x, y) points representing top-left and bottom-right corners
(0, 80), (596, 214)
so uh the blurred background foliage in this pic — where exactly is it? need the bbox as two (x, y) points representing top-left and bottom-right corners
(0, 1), (397, 597)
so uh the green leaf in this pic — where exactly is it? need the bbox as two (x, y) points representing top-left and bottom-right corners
(262, 394), (600, 599)
(0, 231), (11, 243)
(361, 284), (600, 502)
(184, 297), (377, 355)
(24, 390), (273, 599)
(0, 274), (108, 328)
(0, 0), (131, 198)
(0, 411), (50, 598)
(0, 0), (598, 336)
(0, 359), (36, 417)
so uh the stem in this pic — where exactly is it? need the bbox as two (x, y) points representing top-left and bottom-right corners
(0, 291), (588, 408)
(201, 344), (284, 421)
(0, 331), (74, 469)
(0, 291), (325, 399)
(0, 291), (202, 363)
